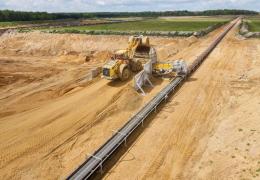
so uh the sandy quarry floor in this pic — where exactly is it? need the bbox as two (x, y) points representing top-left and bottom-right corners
(0, 20), (259, 180)
(103, 21), (260, 179)
(0, 30), (203, 179)
(0, 32), (198, 118)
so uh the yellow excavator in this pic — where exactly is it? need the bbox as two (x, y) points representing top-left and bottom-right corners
(102, 35), (150, 81)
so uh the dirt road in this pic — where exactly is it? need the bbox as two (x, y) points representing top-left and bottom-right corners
(103, 22), (260, 179)
(1, 21), (259, 180)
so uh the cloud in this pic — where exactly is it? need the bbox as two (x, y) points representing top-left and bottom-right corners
(0, 0), (259, 12)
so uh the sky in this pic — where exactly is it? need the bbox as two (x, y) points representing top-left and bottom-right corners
(0, 0), (259, 12)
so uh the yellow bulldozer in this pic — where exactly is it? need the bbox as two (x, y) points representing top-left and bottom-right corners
(102, 35), (150, 81)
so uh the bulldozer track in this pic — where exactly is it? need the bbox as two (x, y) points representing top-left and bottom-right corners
(67, 18), (240, 180)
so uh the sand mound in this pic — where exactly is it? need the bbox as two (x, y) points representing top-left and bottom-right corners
(0, 32), (198, 63)
(0, 32), (128, 57)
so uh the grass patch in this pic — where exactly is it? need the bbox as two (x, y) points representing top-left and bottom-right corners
(0, 20), (53, 28)
(247, 16), (260, 32)
(0, 21), (20, 27)
(0, 19), (88, 28)
(159, 16), (231, 22)
(48, 18), (228, 32)
(248, 20), (260, 32)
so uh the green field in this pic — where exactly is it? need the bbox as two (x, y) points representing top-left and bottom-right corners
(0, 21), (49, 27)
(158, 16), (232, 22)
(0, 19), (83, 28)
(248, 20), (260, 32)
(0, 21), (20, 27)
(50, 18), (229, 32)
(0, 20), (54, 28)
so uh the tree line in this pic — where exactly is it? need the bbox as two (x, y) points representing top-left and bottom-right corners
(0, 9), (258, 22)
